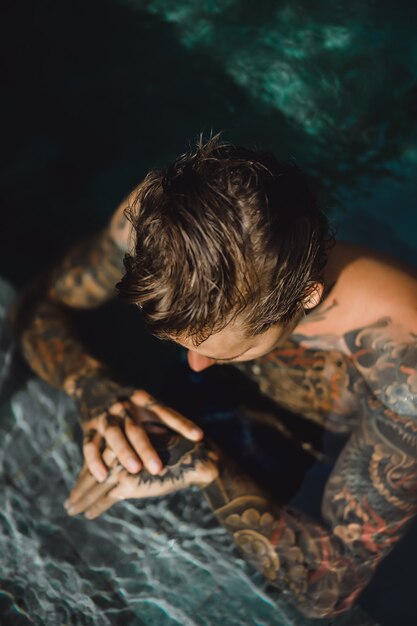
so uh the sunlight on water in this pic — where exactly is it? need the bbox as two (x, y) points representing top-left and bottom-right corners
(0, 281), (379, 625)
(2, 0), (417, 624)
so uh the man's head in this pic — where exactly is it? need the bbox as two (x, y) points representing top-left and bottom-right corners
(117, 134), (333, 369)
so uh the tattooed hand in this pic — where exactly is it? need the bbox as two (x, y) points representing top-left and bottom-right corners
(65, 422), (219, 519)
(64, 371), (205, 482)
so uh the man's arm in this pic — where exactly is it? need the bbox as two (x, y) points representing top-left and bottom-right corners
(11, 197), (203, 482)
(66, 385), (417, 618)
(202, 390), (417, 618)
(44, 194), (134, 309)
(67, 319), (417, 618)
(14, 225), (126, 381)
(203, 320), (417, 617)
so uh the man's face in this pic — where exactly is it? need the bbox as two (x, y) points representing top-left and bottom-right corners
(173, 283), (323, 371)
(176, 317), (300, 372)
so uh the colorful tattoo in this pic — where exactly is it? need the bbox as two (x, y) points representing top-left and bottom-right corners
(13, 228), (417, 619)
(343, 317), (417, 416)
(235, 336), (362, 434)
(204, 318), (417, 617)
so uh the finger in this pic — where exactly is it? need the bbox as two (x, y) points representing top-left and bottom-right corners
(65, 466), (97, 508)
(65, 444), (118, 510)
(148, 405), (204, 441)
(102, 446), (117, 467)
(66, 470), (121, 516)
(104, 421), (143, 474)
(66, 448), (119, 511)
(84, 494), (118, 519)
(83, 438), (109, 483)
(131, 391), (204, 441)
(124, 417), (163, 475)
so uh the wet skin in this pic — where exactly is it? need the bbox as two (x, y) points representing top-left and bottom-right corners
(13, 196), (417, 618)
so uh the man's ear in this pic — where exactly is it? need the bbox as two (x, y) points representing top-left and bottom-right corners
(303, 283), (324, 310)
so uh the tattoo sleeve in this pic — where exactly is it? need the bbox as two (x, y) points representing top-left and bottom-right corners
(202, 400), (417, 618)
(47, 228), (126, 309)
(202, 322), (417, 618)
(343, 317), (417, 417)
(11, 228), (134, 413)
(235, 337), (362, 434)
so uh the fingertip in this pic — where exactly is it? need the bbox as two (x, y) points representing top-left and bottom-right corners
(190, 428), (204, 441)
(149, 459), (163, 475)
(95, 468), (108, 483)
(126, 456), (142, 473)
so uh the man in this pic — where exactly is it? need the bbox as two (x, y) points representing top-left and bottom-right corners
(15, 134), (417, 618)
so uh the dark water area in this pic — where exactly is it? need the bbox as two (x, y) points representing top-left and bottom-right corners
(1, 0), (417, 286)
(1, 1), (417, 625)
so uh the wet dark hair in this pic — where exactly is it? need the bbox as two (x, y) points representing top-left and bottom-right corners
(117, 133), (333, 345)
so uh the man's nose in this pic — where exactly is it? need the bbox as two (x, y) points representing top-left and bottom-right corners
(187, 350), (216, 372)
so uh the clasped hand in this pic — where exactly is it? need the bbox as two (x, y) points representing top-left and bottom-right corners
(67, 369), (205, 482)
(65, 420), (219, 519)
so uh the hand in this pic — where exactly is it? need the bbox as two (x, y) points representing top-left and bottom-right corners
(64, 370), (204, 482)
(65, 423), (219, 519)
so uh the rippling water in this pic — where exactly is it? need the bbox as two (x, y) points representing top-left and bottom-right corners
(124, 0), (417, 264)
(1, 0), (417, 624)
(0, 278), (381, 625)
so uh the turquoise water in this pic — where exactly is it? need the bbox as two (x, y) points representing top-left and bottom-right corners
(1, 1), (417, 624)
(2, 0), (417, 287)
(3, 276), (277, 626)
(0, 280), (380, 626)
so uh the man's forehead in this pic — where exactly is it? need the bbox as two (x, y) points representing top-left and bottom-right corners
(175, 322), (284, 359)
(176, 324), (251, 355)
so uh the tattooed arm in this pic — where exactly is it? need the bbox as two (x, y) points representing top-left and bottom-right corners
(66, 381), (417, 619)
(66, 325), (417, 618)
(201, 322), (417, 618)
(11, 198), (203, 482)
(12, 219), (130, 387)
(202, 396), (416, 618)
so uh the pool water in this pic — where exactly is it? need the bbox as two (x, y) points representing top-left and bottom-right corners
(1, 277), (383, 626)
(1, 1), (417, 625)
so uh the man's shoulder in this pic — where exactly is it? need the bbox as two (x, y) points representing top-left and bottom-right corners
(337, 243), (417, 328)
(295, 242), (417, 351)
(323, 242), (417, 329)
(295, 243), (417, 415)
(337, 241), (416, 286)
(323, 244), (417, 415)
